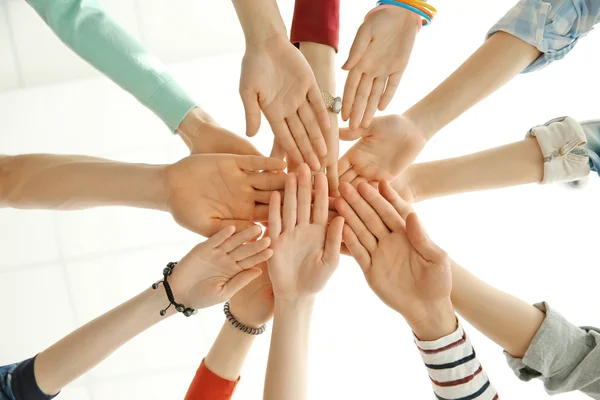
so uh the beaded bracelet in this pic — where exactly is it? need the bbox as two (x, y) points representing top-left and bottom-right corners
(376, 0), (434, 25)
(224, 301), (266, 335)
(152, 261), (197, 317)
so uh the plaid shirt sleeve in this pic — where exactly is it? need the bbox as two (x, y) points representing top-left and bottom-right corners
(486, 0), (600, 73)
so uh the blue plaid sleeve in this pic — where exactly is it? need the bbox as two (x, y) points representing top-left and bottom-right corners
(486, 0), (600, 73)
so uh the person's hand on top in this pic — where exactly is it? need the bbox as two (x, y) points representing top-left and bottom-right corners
(164, 154), (286, 237)
(240, 35), (330, 172)
(338, 114), (426, 186)
(342, 7), (420, 129)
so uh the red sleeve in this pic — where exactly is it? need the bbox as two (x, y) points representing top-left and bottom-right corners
(184, 359), (239, 400)
(290, 0), (340, 52)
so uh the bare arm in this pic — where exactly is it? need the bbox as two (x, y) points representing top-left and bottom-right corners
(406, 32), (541, 140)
(231, 0), (286, 44)
(0, 154), (166, 210)
(450, 260), (545, 358)
(395, 137), (544, 203)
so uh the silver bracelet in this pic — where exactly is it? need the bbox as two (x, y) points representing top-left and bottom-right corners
(223, 301), (266, 335)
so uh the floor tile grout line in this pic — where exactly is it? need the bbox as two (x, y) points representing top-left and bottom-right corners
(50, 213), (96, 400)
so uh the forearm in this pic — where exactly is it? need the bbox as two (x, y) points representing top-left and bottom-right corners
(0, 154), (166, 210)
(231, 0), (287, 44)
(204, 321), (256, 381)
(404, 137), (543, 203)
(450, 260), (545, 358)
(405, 32), (541, 139)
(264, 298), (314, 400)
(35, 288), (173, 395)
(26, 0), (195, 132)
(299, 43), (335, 92)
(291, 0), (340, 52)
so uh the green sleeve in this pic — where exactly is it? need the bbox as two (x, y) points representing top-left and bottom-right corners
(26, 0), (197, 132)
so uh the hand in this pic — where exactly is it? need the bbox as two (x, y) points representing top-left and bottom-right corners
(389, 168), (418, 204)
(335, 181), (455, 339)
(229, 261), (274, 328)
(164, 154), (286, 237)
(268, 164), (344, 300)
(341, 7), (420, 129)
(177, 107), (261, 156)
(240, 35), (330, 172)
(170, 225), (273, 310)
(338, 114), (426, 186)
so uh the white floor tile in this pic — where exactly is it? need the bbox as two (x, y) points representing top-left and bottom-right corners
(0, 264), (76, 362)
(0, 210), (59, 268)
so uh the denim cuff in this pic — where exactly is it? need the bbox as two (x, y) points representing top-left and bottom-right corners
(526, 116), (590, 184)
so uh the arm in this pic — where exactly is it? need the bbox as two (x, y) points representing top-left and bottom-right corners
(0, 154), (166, 210)
(451, 261), (600, 397)
(9, 226), (271, 398)
(336, 180), (498, 399)
(264, 164), (344, 400)
(26, 0), (195, 133)
(291, 0), (340, 52)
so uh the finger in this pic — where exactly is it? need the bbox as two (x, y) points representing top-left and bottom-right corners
(351, 176), (369, 188)
(283, 172), (298, 229)
(219, 225), (263, 253)
(268, 191), (282, 239)
(339, 126), (365, 141)
(271, 119), (304, 166)
(337, 154), (352, 178)
(339, 167), (359, 184)
(326, 161), (340, 197)
(342, 24), (371, 71)
(327, 209), (339, 223)
(239, 89), (262, 137)
(313, 172), (329, 225)
(286, 115), (321, 171)
(349, 77), (373, 130)
(339, 182), (390, 241)
(333, 197), (377, 253)
(298, 102), (328, 158)
(297, 164), (312, 224)
(322, 216), (344, 267)
(223, 268), (263, 298)
(356, 182), (405, 232)
(238, 248), (274, 269)
(253, 204), (271, 222)
(342, 224), (371, 271)
(237, 155), (286, 172)
(205, 225), (236, 248)
(342, 69), (362, 121)
(253, 190), (275, 205)
(221, 219), (257, 235)
(250, 171), (287, 191)
(341, 242), (352, 257)
(361, 77), (386, 128)
(406, 213), (448, 264)
(379, 180), (413, 220)
(229, 236), (271, 261)
(307, 85), (331, 150)
(270, 138), (286, 160)
(379, 72), (402, 111)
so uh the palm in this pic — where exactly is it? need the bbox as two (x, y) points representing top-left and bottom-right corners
(269, 225), (329, 297)
(165, 155), (284, 236)
(193, 123), (261, 156)
(229, 262), (274, 327)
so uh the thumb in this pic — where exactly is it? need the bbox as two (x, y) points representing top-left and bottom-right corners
(223, 268), (263, 298)
(270, 138), (286, 161)
(406, 213), (447, 263)
(322, 216), (345, 266)
(339, 127), (365, 141)
(240, 89), (261, 137)
(342, 25), (371, 70)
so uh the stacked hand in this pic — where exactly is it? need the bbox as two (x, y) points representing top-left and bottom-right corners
(169, 225), (273, 310)
(336, 180), (456, 340)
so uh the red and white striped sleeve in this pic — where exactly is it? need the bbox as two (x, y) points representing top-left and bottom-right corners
(415, 323), (499, 400)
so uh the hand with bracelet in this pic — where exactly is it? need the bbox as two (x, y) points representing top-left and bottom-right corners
(336, 181), (499, 399)
(264, 163), (345, 400)
(0, 225), (271, 399)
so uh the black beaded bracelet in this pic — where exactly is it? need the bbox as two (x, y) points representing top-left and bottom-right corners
(224, 301), (266, 335)
(152, 261), (197, 317)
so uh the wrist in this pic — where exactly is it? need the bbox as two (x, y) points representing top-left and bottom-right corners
(177, 107), (215, 152)
(408, 301), (457, 341)
(232, 0), (286, 45)
(274, 296), (315, 314)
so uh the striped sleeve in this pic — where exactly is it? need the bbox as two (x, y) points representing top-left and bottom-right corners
(415, 323), (499, 400)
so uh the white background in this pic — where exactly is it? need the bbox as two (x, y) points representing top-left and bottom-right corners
(0, 0), (599, 399)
